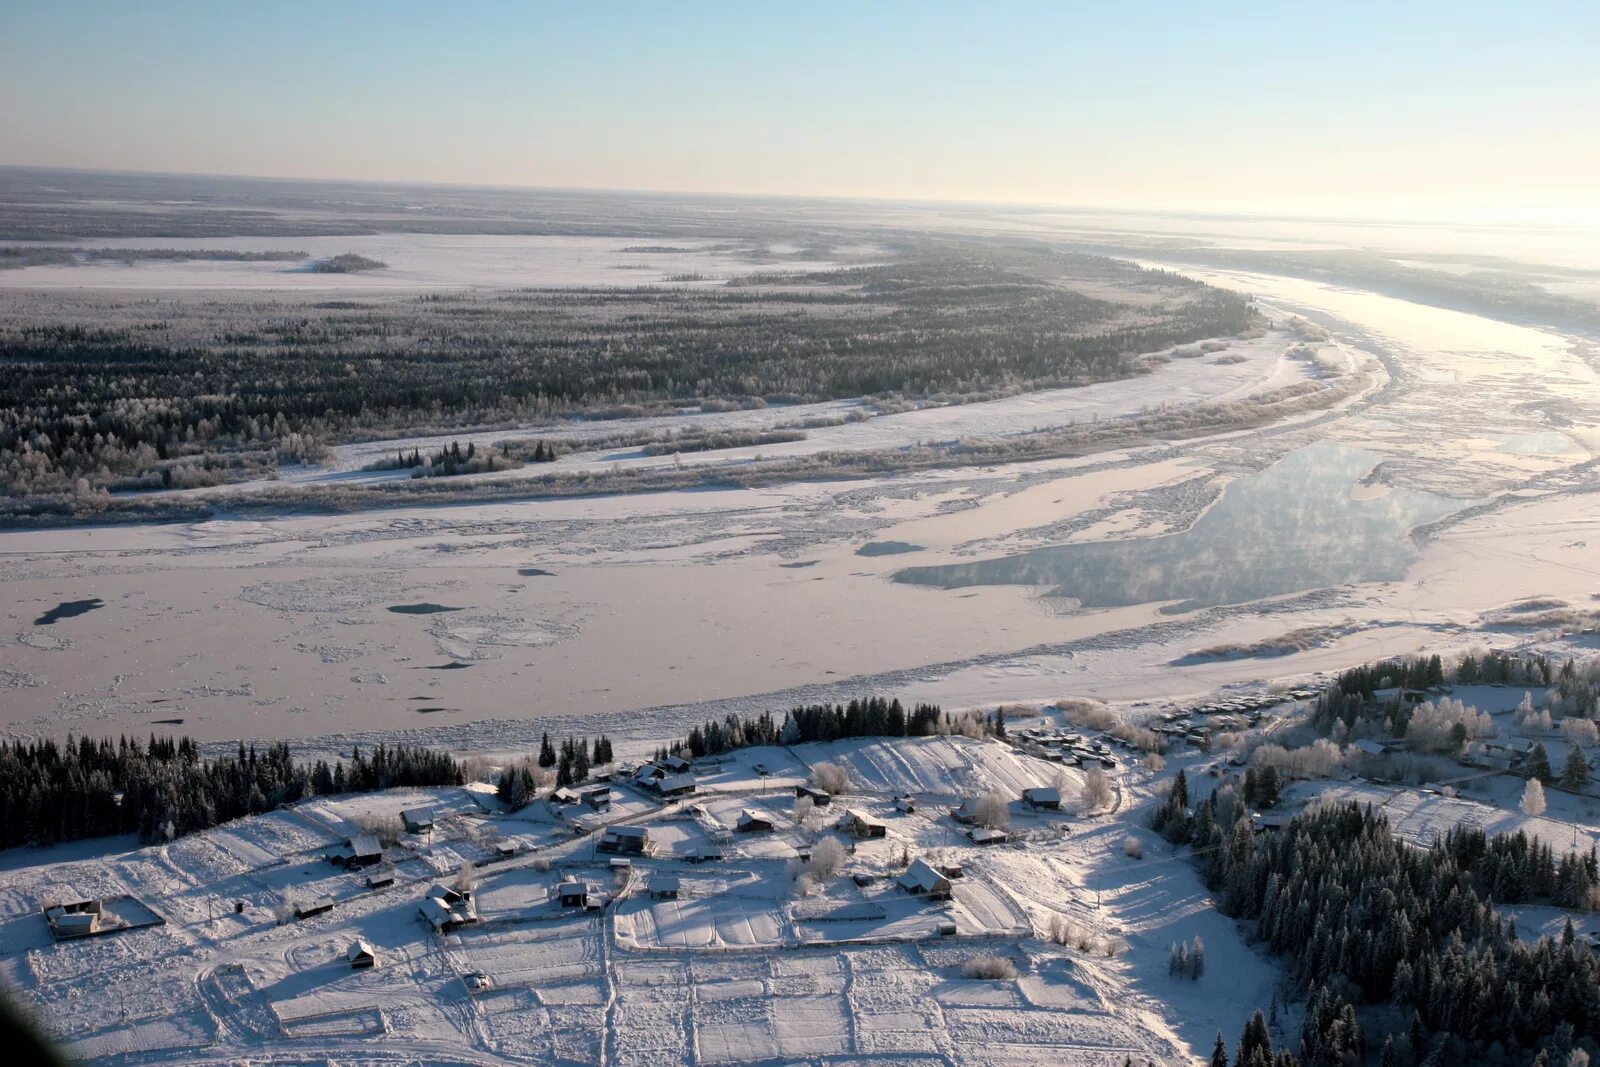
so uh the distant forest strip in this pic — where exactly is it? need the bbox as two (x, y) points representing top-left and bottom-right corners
(0, 369), (1361, 527)
(0, 243), (1253, 504)
(0, 735), (465, 847)
(0, 247), (310, 269)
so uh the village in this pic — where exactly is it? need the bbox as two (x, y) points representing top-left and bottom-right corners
(14, 662), (1600, 1065)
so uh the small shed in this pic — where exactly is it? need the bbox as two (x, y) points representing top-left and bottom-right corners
(843, 809), (888, 839)
(660, 755), (692, 774)
(400, 808), (435, 834)
(365, 868), (396, 890)
(347, 939), (377, 969)
(897, 858), (953, 900)
(737, 809), (775, 833)
(296, 898), (335, 920)
(648, 875), (681, 901)
(796, 785), (833, 806)
(950, 799), (982, 824)
(1023, 787), (1061, 811)
(894, 795), (917, 814)
(494, 840), (519, 861)
(44, 899), (104, 939)
(938, 861), (965, 880)
(557, 882), (589, 908)
(967, 827), (1009, 846)
(582, 785), (612, 810)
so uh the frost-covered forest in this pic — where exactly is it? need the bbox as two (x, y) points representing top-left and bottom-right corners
(0, 243), (1251, 506)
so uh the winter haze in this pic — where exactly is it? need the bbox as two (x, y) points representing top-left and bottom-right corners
(2, 4), (1599, 1067)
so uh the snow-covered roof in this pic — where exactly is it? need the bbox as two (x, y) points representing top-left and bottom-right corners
(1023, 787), (1061, 803)
(649, 875), (680, 894)
(738, 808), (775, 827)
(400, 807), (434, 825)
(1351, 739), (1387, 756)
(897, 858), (951, 894)
(605, 825), (649, 840)
(845, 808), (886, 828)
(556, 881), (587, 896)
(348, 939), (376, 961)
(656, 773), (696, 792)
(967, 827), (1008, 844)
(349, 834), (381, 857)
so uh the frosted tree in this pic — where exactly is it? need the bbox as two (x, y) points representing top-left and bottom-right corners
(1522, 777), (1547, 817)
(1081, 768), (1113, 813)
(793, 795), (816, 829)
(810, 761), (849, 794)
(806, 837), (846, 881)
(975, 789), (1011, 830)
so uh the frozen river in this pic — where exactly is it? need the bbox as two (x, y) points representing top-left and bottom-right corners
(2, 241), (1598, 749)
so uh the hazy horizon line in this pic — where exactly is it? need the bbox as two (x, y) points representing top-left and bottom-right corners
(4, 161), (1594, 234)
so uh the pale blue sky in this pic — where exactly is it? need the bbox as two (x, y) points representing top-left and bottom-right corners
(2, 1), (1595, 217)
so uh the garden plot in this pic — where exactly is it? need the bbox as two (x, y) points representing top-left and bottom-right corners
(59, 1011), (216, 1063)
(454, 920), (600, 986)
(694, 992), (783, 1064)
(612, 988), (692, 1066)
(615, 888), (788, 950)
(294, 786), (475, 833)
(692, 746), (813, 792)
(794, 735), (1077, 799)
(1315, 781), (1600, 852)
(633, 815), (717, 858)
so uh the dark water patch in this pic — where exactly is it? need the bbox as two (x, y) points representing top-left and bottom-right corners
(518, 568), (555, 577)
(388, 603), (462, 615)
(416, 707), (452, 714)
(893, 443), (1464, 613)
(34, 598), (104, 625)
(420, 661), (474, 670)
(780, 560), (819, 569)
(856, 541), (925, 557)
(150, 718), (185, 725)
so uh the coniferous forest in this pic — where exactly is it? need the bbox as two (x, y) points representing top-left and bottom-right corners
(0, 243), (1253, 507)
(1160, 775), (1600, 1066)
(0, 735), (464, 847)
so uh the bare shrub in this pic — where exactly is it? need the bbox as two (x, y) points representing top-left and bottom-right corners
(1122, 835), (1144, 859)
(961, 954), (1017, 980)
(1144, 752), (1166, 772)
(454, 862), (479, 895)
(1564, 718), (1599, 745)
(811, 761), (849, 794)
(1055, 698), (1162, 753)
(976, 788), (1011, 830)
(1406, 698), (1493, 754)
(352, 813), (404, 847)
(1081, 769), (1113, 813)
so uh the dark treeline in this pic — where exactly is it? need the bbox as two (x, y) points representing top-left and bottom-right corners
(368, 439), (523, 478)
(0, 247), (311, 270)
(1161, 777), (1600, 1065)
(660, 695), (954, 762)
(0, 244), (1253, 499)
(1311, 649), (1591, 738)
(496, 732), (615, 808)
(0, 735), (465, 848)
